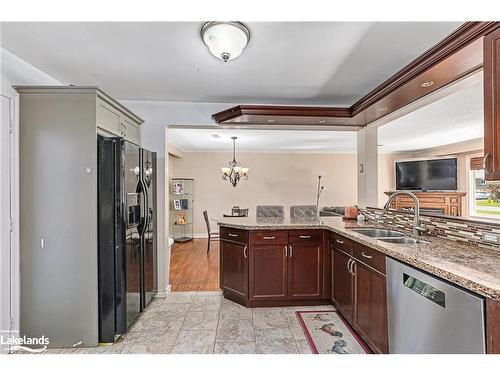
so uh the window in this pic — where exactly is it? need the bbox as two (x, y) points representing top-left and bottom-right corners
(469, 168), (500, 219)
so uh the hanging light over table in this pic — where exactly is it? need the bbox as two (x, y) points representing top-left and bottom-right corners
(221, 136), (249, 187)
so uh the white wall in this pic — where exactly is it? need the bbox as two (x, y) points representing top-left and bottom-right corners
(357, 126), (378, 208)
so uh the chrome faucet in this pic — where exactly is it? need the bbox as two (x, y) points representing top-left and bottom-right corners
(383, 191), (429, 236)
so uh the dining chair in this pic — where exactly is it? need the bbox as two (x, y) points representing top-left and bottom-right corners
(256, 205), (284, 218)
(290, 205), (319, 219)
(203, 210), (220, 253)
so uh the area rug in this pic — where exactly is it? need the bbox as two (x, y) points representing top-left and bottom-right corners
(295, 311), (369, 354)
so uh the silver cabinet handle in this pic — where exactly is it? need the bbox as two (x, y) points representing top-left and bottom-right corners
(350, 260), (356, 275)
(289, 245), (293, 258)
(263, 236), (276, 240)
(336, 239), (344, 244)
(299, 235), (311, 239)
(347, 258), (352, 273)
(228, 233), (238, 237)
(284, 245), (288, 258)
(243, 246), (248, 258)
(361, 251), (373, 259)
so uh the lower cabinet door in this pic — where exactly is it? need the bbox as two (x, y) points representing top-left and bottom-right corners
(249, 244), (288, 300)
(353, 261), (389, 353)
(220, 240), (248, 299)
(288, 243), (322, 299)
(332, 248), (354, 321)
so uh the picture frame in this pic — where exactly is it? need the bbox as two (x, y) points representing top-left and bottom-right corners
(173, 199), (182, 210)
(173, 181), (184, 195)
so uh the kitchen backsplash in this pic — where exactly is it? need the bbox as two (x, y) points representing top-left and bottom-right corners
(361, 207), (500, 250)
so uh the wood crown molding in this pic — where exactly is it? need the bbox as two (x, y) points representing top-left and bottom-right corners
(212, 105), (351, 122)
(212, 22), (500, 125)
(351, 21), (500, 115)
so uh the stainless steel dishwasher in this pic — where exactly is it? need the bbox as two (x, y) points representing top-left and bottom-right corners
(386, 257), (486, 354)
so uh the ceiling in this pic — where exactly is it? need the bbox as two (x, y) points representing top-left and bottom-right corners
(168, 128), (357, 153)
(169, 82), (483, 153)
(377, 81), (483, 153)
(0, 22), (461, 105)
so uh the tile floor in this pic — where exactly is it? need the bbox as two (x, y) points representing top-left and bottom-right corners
(41, 291), (336, 354)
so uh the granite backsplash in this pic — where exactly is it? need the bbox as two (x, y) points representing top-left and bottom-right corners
(361, 207), (500, 251)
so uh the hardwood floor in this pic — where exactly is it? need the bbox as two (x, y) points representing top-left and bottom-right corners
(169, 239), (220, 292)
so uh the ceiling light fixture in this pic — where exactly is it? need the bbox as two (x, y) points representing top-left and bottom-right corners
(267, 119), (275, 123)
(201, 22), (250, 62)
(421, 80), (434, 88)
(221, 137), (249, 187)
(378, 106), (388, 112)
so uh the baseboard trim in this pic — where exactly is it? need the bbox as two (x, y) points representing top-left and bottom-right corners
(154, 284), (172, 298)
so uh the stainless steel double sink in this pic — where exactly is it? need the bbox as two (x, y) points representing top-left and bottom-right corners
(350, 228), (429, 245)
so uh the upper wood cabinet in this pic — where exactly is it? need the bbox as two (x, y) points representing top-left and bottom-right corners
(484, 27), (500, 180)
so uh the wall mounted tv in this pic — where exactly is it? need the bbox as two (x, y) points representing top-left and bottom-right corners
(395, 158), (457, 191)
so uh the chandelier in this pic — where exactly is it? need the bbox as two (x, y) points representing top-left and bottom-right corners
(221, 136), (249, 187)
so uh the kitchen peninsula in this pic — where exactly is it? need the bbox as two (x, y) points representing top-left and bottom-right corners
(217, 216), (500, 354)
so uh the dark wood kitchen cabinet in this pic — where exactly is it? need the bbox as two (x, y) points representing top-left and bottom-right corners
(353, 260), (389, 354)
(249, 243), (288, 301)
(220, 228), (249, 303)
(332, 247), (354, 321)
(331, 233), (388, 354)
(484, 27), (500, 180)
(220, 227), (329, 307)
(288, 232), (323, 299)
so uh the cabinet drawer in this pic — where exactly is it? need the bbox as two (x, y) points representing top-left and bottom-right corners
(289, 229), (322, 244)
(251, 230), (288, 245)
(352, 242), (386, 274)
(331, 233), (352, 254)
(220, 226), (249, 244)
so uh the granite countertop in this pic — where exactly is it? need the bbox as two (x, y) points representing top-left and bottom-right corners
(217, 216), (500, 300)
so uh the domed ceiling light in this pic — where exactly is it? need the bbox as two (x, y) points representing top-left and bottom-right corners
(201, 21), (250, 62)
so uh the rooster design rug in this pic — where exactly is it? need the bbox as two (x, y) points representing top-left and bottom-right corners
(295, 311), (369, 354)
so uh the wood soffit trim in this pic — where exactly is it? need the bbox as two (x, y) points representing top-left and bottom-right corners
(212, 21), (500, 125)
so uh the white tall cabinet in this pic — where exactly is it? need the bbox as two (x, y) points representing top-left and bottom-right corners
(15, 86), (143, 348)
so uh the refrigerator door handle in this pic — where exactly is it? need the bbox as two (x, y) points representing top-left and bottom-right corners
(138, 178), (148, 236)
(143, 180), (150, 236)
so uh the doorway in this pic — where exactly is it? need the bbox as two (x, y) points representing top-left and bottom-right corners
(166, 126), (358, 292)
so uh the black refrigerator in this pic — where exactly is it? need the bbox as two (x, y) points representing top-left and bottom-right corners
(97, 138), (157, 343)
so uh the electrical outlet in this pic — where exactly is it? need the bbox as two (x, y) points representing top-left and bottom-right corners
(482, 233), (500, 244)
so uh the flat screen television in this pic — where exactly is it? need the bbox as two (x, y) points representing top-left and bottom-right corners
(395, 158), (457, 191)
